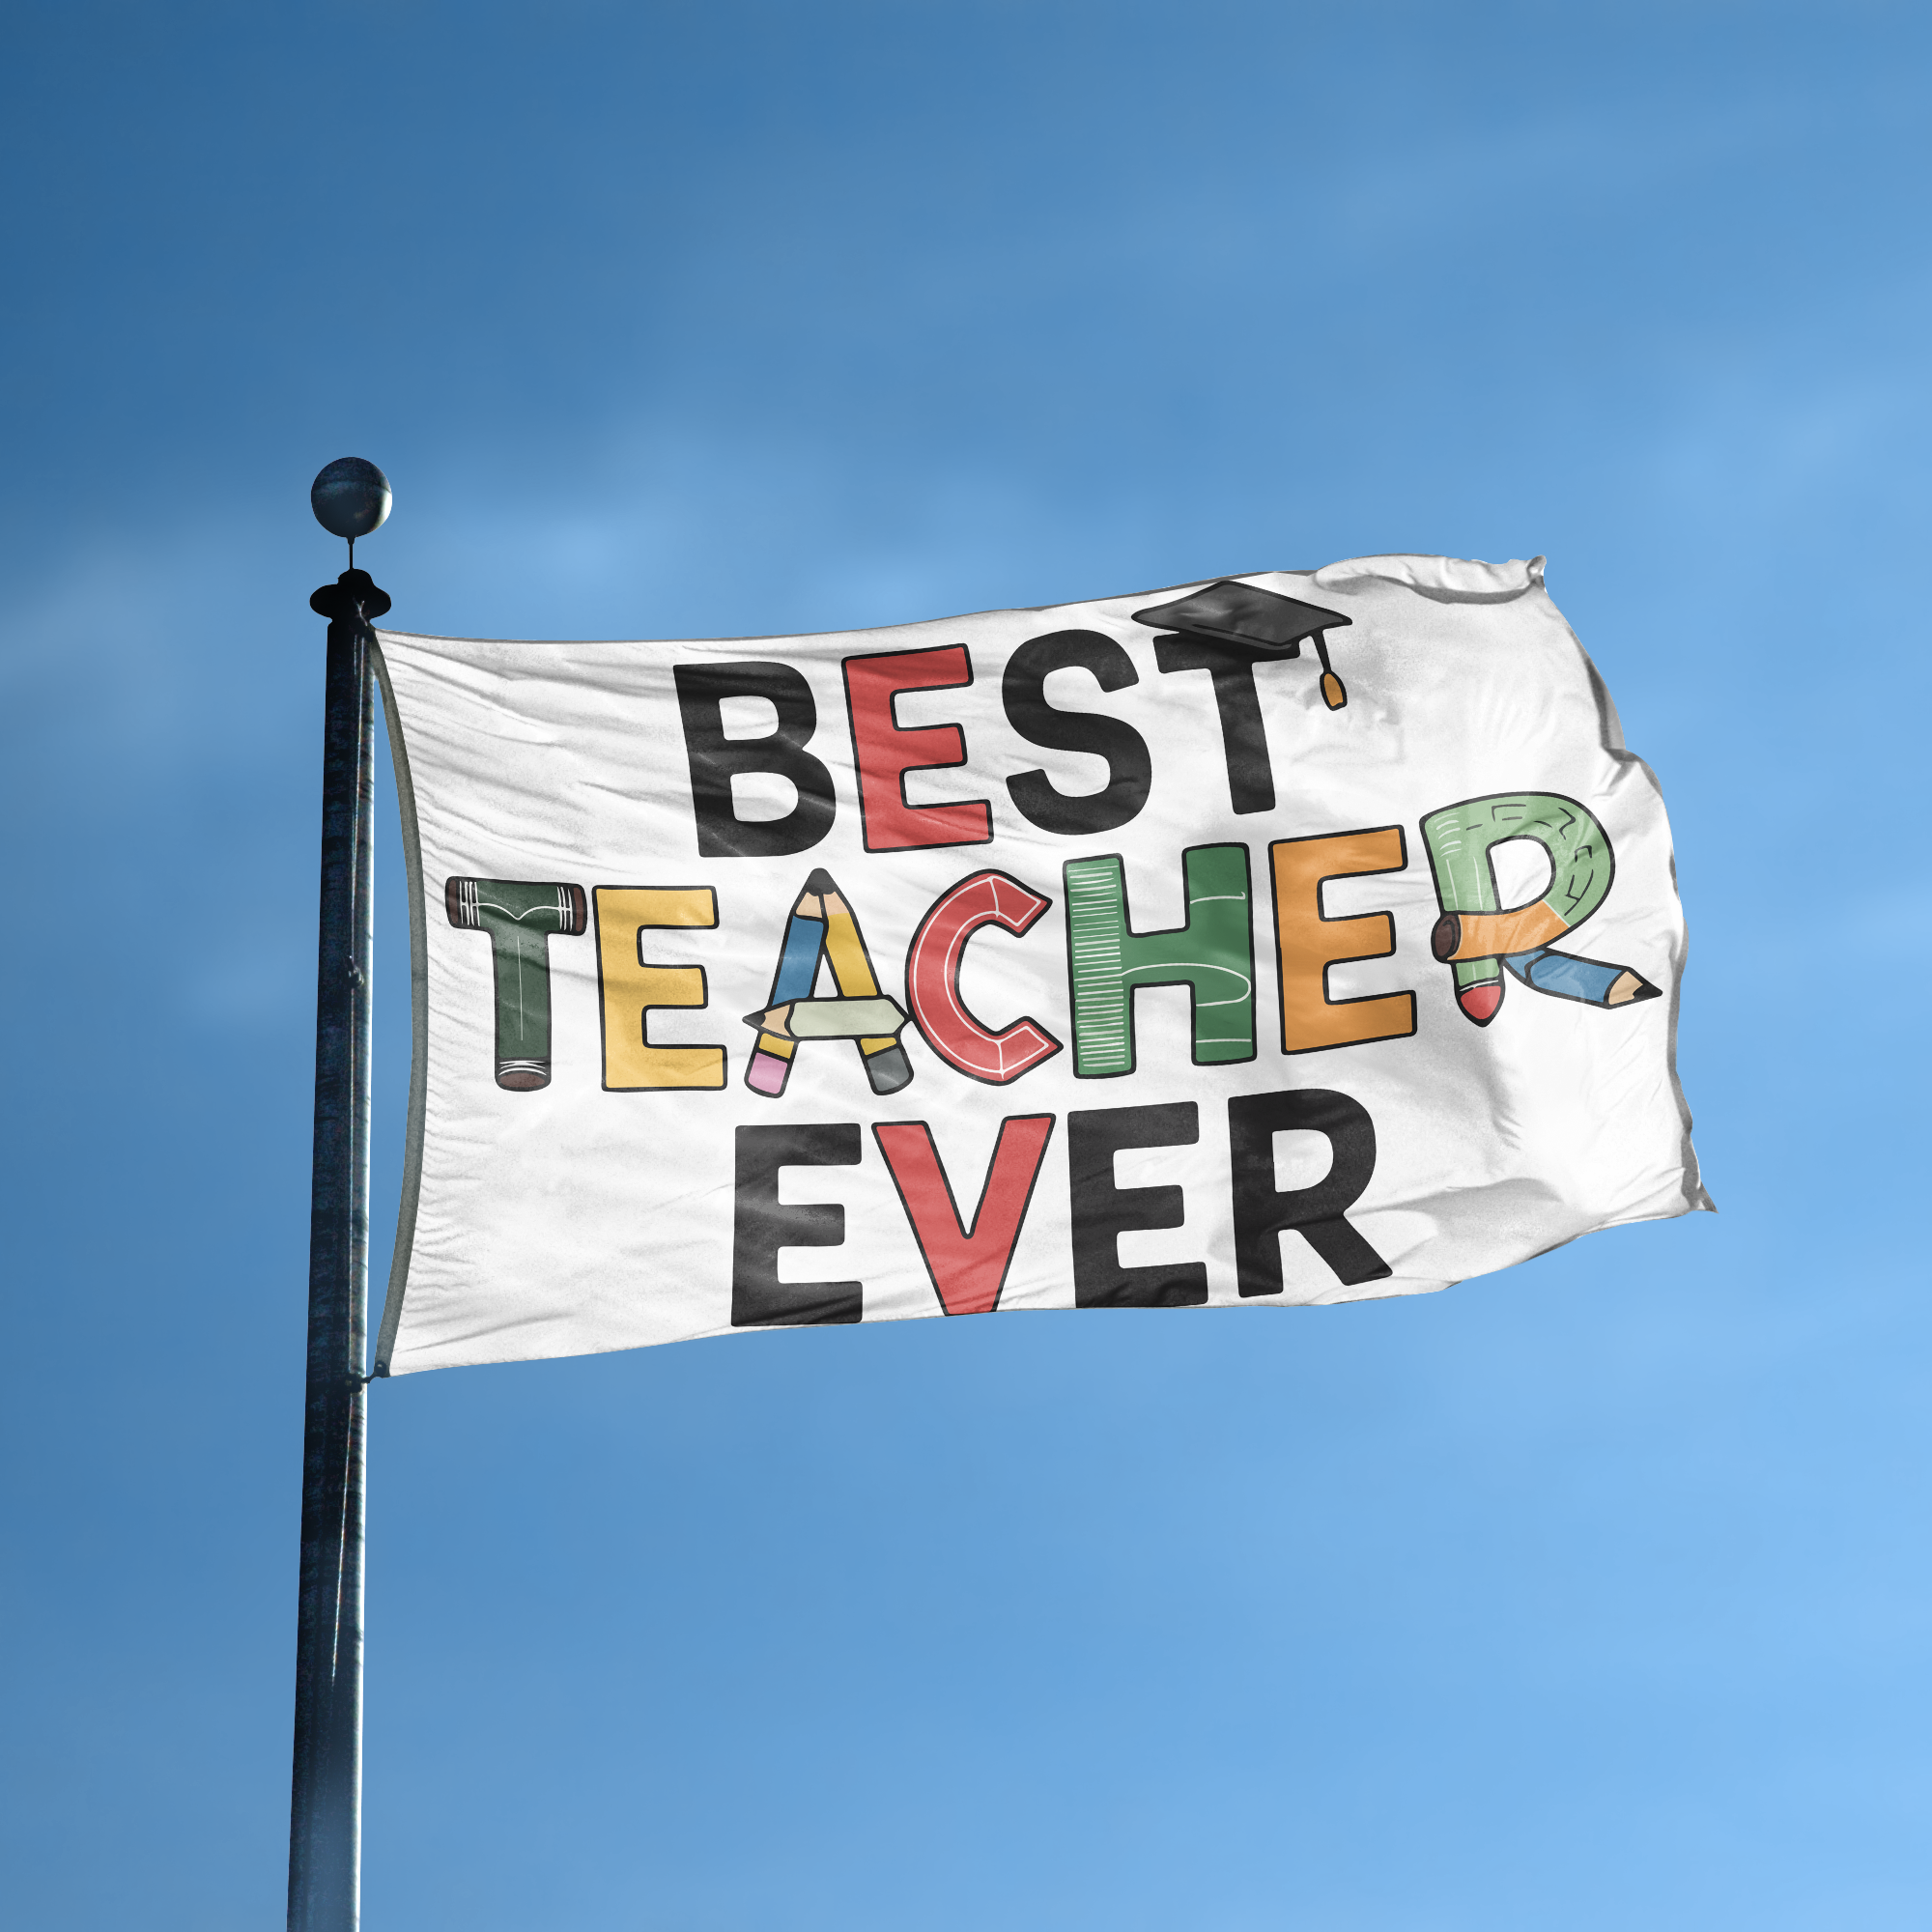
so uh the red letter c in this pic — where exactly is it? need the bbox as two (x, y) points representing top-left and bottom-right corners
(906, 870), (1062, 1085)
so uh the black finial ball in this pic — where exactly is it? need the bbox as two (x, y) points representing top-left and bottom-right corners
(310, 457), (392, 541)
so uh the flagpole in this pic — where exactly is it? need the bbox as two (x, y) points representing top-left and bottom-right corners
(290, 463), (392, 1932)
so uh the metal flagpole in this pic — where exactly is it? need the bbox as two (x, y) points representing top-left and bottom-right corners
(290, 461), (392, 1932)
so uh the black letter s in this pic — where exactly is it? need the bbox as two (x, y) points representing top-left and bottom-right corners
(1004, 629), (1152, 836)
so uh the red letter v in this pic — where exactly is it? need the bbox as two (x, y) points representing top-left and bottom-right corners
(872, 1116), (1055, 1316)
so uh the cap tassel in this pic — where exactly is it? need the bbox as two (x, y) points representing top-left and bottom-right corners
(1313, 635), (1348, 710)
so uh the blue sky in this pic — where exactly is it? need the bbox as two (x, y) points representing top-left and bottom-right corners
(3, 4), (1929, 1927)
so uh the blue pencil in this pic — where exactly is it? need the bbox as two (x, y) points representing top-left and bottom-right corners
(1503, 946), (1661, 1009)
(746, 886), (828, 1095)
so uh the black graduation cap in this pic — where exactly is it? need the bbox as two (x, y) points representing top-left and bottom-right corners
(1132, 580), (1355, 710)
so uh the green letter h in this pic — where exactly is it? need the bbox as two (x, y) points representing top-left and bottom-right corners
(1063, 845), (1254, 1078)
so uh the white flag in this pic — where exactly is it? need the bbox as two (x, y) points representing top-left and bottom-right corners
(371, 554), (1708, 1377)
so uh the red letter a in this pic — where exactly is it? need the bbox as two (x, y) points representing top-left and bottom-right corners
(872, 1115), (1055, 1316)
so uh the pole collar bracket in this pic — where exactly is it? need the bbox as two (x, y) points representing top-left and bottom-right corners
(311, 569), (392, 625)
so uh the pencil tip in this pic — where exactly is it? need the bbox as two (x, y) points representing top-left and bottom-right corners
(804, 867), (837, 895)
(1606, 970), (1663, 1008)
